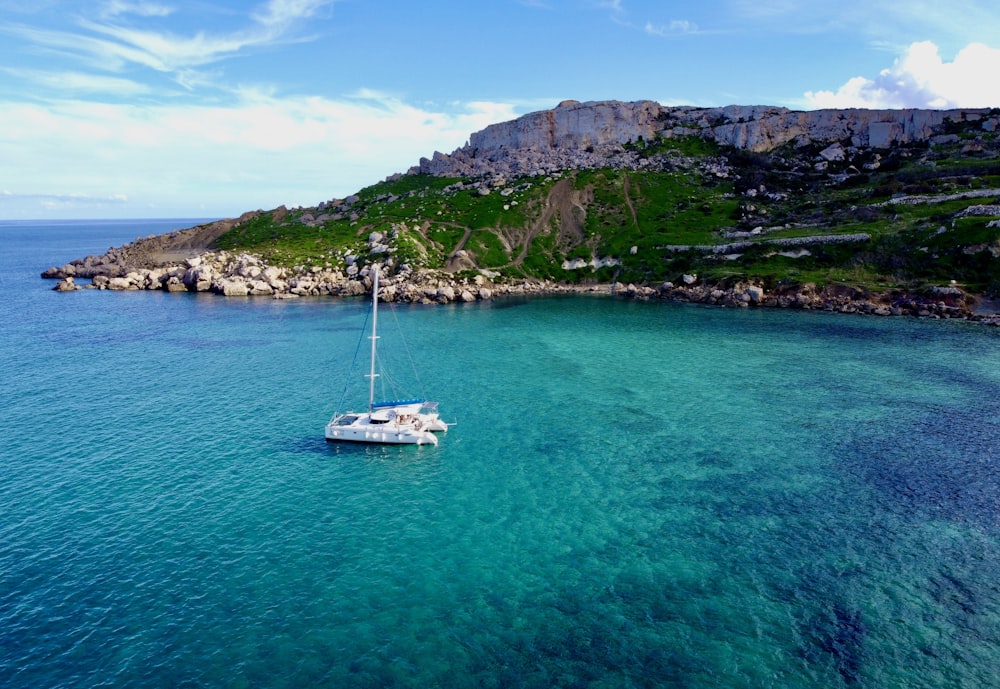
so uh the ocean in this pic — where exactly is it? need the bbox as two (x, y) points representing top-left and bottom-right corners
(2, 219), (999, 688)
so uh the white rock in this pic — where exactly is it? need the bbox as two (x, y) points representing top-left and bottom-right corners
(108, 277), (135, 290)
(248, 280), (274, 296)
(165, 277), (187, 293)
(818, 143), (846, 162)
(218, 279), (250, 296)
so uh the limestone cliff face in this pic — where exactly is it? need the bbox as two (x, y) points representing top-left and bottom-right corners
(698, 106), (985, 150)
(415, 100), (997, 178)
(469, 99), (663, 152)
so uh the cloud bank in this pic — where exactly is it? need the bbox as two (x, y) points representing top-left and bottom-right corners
(0, 92), (517, 217)
(805, 41), (1000, 109)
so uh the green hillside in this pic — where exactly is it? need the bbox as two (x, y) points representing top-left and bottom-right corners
(213, 128), (1000, 298)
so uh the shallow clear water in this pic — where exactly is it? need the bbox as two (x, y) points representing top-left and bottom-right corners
(2, 221), (999, 688)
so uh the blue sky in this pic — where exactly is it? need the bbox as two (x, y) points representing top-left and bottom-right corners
(1, 0), (999, 219)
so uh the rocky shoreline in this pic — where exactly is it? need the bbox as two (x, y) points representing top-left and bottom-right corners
(43, 246), (999, 325)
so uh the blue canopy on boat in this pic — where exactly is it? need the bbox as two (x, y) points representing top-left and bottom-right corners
(372, 398), (426, 409)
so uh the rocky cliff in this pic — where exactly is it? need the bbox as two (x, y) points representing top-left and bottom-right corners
(416, 99), (998, 179)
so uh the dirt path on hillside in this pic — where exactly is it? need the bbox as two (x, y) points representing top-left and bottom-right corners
(622, 173), (638, 228)
(443, 225), (474, 271)
(131, 221), (237, 263)
(509, 176), (590, 266)
(105, 214), (255, 267)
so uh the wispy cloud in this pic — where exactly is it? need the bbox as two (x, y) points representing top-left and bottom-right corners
(644, 19), (699, 37)
(595, 0), (624, 11)
(0, 190), (130, 207)
(100, 1), (174, 19)
(804, 41), (1000, 109)
(251, 0), (332, 28)
(75, 18), (252, 71)
(0, 67), (151, 96)
(595, 0), (701, 38)
(4, 0), (336, 79)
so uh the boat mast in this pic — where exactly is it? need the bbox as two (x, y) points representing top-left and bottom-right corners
(367, 265), (380, 413)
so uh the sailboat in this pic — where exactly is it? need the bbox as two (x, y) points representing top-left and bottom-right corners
(325, 265), (447, 445)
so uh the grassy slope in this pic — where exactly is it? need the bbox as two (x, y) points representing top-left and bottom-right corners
(213, 126), (1000, 297)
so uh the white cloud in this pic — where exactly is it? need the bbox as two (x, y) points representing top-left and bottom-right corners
(0, 93), (518, 217)
(805, 41), (1000, 109)
(644, 19), (698, 37)
(101, 1), (174, 19)
(251, 0), (333, 28)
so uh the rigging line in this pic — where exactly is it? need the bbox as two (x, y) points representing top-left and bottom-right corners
(374, 349), (401, 400)
(386, 298), (430, 400)
(333, 304), (372, 417)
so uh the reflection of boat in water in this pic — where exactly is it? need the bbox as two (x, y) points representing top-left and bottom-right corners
(324, 266), (447, 446)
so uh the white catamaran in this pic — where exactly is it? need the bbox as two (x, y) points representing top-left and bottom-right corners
(325, 266), (447, 446)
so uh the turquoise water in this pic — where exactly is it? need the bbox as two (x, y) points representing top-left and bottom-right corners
(2, 221), (1000, 688)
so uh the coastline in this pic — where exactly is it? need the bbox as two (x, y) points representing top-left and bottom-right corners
(42, 245), (1000, 326)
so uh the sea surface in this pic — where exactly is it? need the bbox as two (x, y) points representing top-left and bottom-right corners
(2, 219), (1000, 688)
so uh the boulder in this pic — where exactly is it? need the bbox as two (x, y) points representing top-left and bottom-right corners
(184, 264), (214, 292)
(340, 280), (366, 297)
(818, 143), (846, 162)
(217, 279), (250, 296)
(289, 277), (316, 295)
(262, 266), (284, 282)
(248, 280), (274, 296)
(164, 277), (188, 293)
(144, 269), (166, 289)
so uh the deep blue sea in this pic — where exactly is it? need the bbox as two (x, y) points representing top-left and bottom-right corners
(2, 219), (1000, 688)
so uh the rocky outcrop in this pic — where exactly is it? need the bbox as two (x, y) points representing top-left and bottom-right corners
(617, 277), (988, 322)
(416, 100), (998, 179)
(41, 227), (515, 304)
(52, 276), (80, 292)
(470, 99), (663, 154)
(40, 213), (260, 280)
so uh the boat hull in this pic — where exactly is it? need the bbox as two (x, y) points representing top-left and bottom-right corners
(324, 416), (439, 445)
